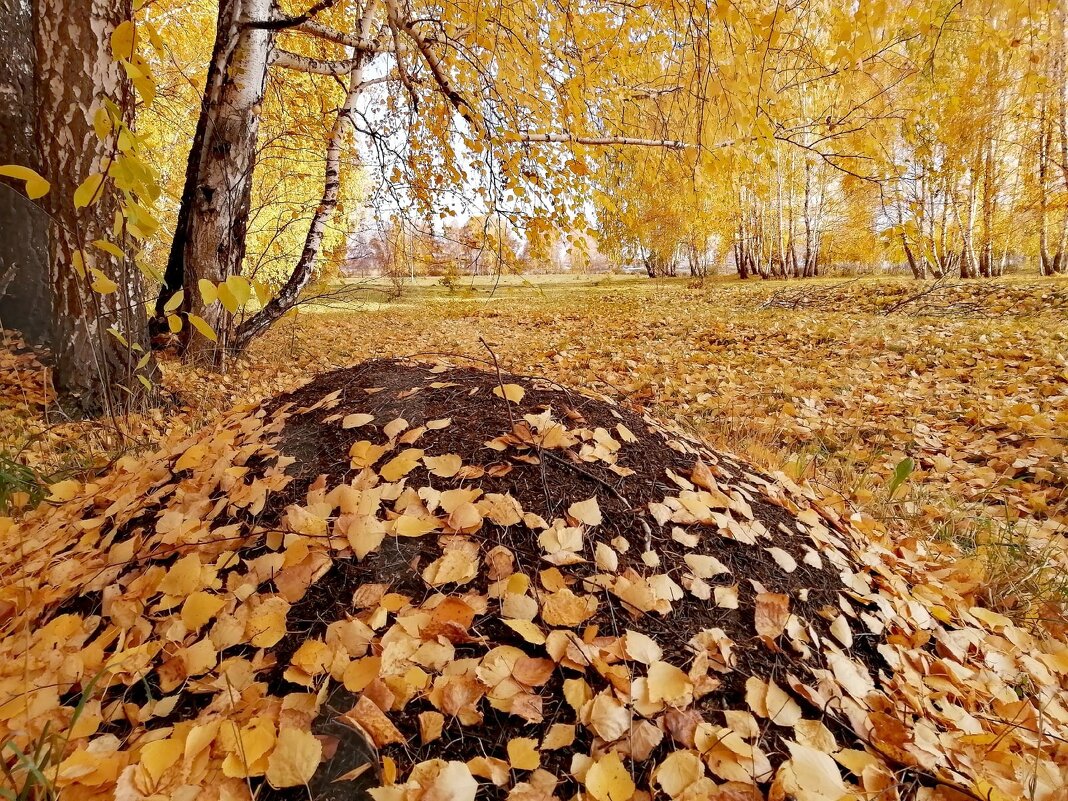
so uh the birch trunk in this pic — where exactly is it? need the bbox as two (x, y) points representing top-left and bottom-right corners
(1056, 26), (1068, 273)
(234, 46), (371, 350)
(978, 138), (995, 278)
(165, 0), (275, 362)
(34, 0), (148, 412)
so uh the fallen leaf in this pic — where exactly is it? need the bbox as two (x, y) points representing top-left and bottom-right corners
(424, 453), (463, 477)
(266, 728), (323, 788)
(585, 752), (635, 801)
(754, 592), (790, 639)
(493, 383), (526, 403)
(507, 737), (541, 771)
(342, 413), (375, 429)
(568, 496), (603, 526)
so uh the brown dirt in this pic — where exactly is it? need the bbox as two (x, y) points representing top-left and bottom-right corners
(238, 359), (883, 800)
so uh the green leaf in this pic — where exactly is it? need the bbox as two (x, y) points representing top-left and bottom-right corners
(888, 457), (915, 499)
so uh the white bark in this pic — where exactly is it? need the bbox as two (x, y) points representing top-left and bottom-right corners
(173, 0), (274, 360)
(235, 0), (377, 349)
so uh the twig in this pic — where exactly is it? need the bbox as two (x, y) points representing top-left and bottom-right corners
(479, 337), (515, 429)
(882, 274), (949, 315)
(543, 450), (631, 506)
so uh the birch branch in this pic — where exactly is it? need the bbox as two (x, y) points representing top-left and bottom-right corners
(510, 133), (690, 149)
(382, 0), (479, 130)
(271, 49), (364, 76)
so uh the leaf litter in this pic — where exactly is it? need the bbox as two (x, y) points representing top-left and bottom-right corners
(0, 357), (1066, 800)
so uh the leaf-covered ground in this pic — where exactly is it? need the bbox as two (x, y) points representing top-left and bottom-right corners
(2, 356), (1067, 801)
(4, 275), (1067, 594)
(1, 275), (1067, 800)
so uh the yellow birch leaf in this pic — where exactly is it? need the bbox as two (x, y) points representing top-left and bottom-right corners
(188, 314), (217, 342)
(159, 553), (202, 595)
(492, 383), (526, 403)
(110, 20), (136, 60)
(182, 591), (226, 630)
(585, 752), (635, 801)
(198, 279), (218, 305)
(89, 268), (118, 294)
(507, 737), (541, 771)
(225, 274), (252, 306)
(567, 496), (602, 526)
(140, 737), (183, 782)
(343, 655), (382, 692)
(164, 288), (184, 313)
(73, 173), (105, 208)
(266, 728), (322, 788)
(342, 413), (375, 429)
(502, 618), (546, 645)
(424, 453), (463, 478)
(0, 165), (50, 199)
(247, 596), (290, 648)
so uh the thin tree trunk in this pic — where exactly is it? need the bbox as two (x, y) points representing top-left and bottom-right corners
(235, 6), (375, 351)
(979, 139), (995, 278)
(1056, 24), (1068, 273)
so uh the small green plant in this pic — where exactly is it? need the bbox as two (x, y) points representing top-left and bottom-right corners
(0, 671), (107, 800)
(887, 456), (915, 499)
(1, 723), (60, 801)
(0, 455), (47, 514)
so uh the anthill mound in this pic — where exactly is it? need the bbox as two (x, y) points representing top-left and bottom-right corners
(2, 358), (1063, 801)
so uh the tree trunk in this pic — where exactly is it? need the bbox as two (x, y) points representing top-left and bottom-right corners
(162, 0), (274, 362)
(33, 0), (149, 413)
(978, 138), (995, 278)
(235, 23), (373, 351)
(902, 235), (923, 279)
(0, 0), (50, 344)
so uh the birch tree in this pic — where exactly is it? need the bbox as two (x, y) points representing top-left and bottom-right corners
(1, 0), (156, 411)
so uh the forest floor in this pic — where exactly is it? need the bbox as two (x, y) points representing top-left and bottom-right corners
(3, 272), (1068, 618)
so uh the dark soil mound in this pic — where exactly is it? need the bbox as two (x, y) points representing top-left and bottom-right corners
(0, 358), (909, 801)
(256, 359), (884, 799)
